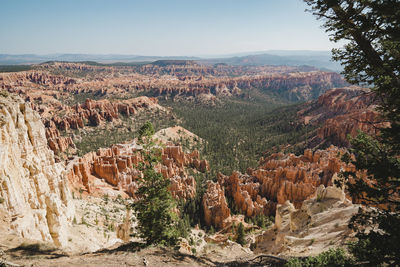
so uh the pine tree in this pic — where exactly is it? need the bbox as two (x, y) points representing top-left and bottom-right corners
(138, 120), (155, 140)
(132, 122), (187, 246)
(236, 222), (246, 246)
(305, 0), (400, 265)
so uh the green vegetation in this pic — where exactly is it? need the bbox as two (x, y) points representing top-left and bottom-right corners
(151, 60), (196, 66)
(178, 172), (211, 228)
(0, 65), (32, 72)
(306, 0), (400, 265)
(131, 122), (188, 246)
(162, 96), (315, 177)
(138, 120), (155, 138)
(286, 248), (354, 267)
(36, 61), (149, 78)
(236, 222), (246, 246)
(245, 214), (274, 229)
(68, 92), (103, 105)
(75, 111), (176, 156)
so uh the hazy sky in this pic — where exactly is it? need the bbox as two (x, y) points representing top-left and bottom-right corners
(0, 0), (337, 56)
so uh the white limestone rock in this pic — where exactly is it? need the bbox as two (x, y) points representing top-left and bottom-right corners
(0, 95), (74, 247)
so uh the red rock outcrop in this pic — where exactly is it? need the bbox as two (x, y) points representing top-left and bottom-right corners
(317, 110), (386, 147)
(299, 86), (388, 147)
(218, 146), (354, 217)
(0, 71), (76, 90)
(33, 96), (165, 155)
(45, 122), (76, 154)
(42, 96), (164, 133)
(1, 64), (346, 104)
(147, 71), (345, 101)
(66, 140), (209, 200)
(202, 180), (231, 230)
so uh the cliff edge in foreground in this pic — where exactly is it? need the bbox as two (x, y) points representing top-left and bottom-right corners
(0, 94), (74, 247)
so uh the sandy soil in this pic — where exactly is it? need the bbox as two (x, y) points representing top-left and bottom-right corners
(153, 126), (203, 149)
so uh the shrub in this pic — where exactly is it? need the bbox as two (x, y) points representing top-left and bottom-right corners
(285, 248), (354, 267)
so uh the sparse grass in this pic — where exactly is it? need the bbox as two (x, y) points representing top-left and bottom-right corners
(103, 194), (109, 204)
(108, 222), (115, 232)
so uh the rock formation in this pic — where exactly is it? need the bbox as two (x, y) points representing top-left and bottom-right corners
(0, 94), (74, 247)
(1, 63), (346, 105)
(218, 146), (354, 217)
(66, 140), (209, 200)
(317, 110), (385, 147)
(299, 86), (388, 147)
(34, 96), (165, 155)
(202, 180), (231, 230)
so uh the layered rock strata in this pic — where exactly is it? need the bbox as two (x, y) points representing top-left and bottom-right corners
(0, 95), (74, 247)
(1, 65), (346, 104)
(299, 87), (388, 147)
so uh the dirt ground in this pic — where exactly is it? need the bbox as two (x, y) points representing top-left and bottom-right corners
(1, 241), (287, 267)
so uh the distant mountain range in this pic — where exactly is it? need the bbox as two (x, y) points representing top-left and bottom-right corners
(0, 50), (342, 72)
(0, 54), (200, 65)
(199, 50), (341, 71)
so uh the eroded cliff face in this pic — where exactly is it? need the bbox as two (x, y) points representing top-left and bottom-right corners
(299, 86), (388, 148)
(0, 95), (74, 247)
(254, 183), (358, 256)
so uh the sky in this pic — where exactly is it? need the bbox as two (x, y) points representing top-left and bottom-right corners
(0, 0), (338, 56)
